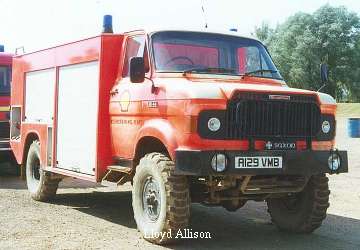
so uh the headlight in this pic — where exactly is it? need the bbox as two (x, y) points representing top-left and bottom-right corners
(211, 153), (228, 172)
(208, 117), (221, 132)
(198, 110), (226, 139)
(322, 120), (331, 134)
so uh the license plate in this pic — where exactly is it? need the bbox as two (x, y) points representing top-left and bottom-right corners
(235, 156), (283, 169)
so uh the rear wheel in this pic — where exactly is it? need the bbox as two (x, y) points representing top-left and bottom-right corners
(26, 141), (61, 201)
(132, 153), (190, 244)
(266, 174), (330, 233)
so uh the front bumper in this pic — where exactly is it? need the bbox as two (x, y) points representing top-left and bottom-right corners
(175, 149), (348, 176)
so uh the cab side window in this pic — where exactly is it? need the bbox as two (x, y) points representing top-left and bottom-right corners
(122, 35), (150, 78)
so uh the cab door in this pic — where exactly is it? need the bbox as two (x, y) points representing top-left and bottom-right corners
(110, 34), (157, 159)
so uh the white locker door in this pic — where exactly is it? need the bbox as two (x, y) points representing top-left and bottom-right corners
(25, 68), (56, 124)
(56, 61), (99, 175)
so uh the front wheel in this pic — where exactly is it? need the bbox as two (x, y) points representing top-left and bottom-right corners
(132, 153), (190, 244)
(266, 174), (330, 233)
(26, 141), (61, 201)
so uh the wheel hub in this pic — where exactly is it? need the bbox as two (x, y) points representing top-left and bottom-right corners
(283, 192), (303, 212)
(142, 176), (161, 221)
(32, 158), (41, 181)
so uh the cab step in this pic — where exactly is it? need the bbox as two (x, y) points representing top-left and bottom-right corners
(101, 165), (133, 187)
(108, 165), (132, 173)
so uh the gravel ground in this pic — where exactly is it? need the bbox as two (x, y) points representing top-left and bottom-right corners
(0, 118), (359, 250)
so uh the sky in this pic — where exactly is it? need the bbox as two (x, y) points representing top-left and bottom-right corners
(0, 0), (360, 53)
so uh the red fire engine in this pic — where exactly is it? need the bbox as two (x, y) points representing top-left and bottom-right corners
(10, 17), (348, 244)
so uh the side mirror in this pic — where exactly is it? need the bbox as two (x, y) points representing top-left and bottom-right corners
(130, 57), (145, 83)
(320, 63), (329, 84)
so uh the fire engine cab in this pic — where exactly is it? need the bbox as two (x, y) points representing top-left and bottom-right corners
(10, 17), (348, 244)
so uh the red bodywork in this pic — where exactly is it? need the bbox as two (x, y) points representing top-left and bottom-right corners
(0, 53), (12, 120)
(10, 31), (336, 183)
(11, 35), (122, 181)
(0, 52), (12, 141)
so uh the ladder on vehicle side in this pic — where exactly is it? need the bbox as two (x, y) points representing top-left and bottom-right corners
(101, 165), (133, 187)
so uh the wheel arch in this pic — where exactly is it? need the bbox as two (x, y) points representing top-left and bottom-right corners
(134, 119), (179, 165)
(22, 132), (40, 168)
(133, 136), (171, 168)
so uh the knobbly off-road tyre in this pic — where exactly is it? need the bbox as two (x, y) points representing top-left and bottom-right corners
(26, 141), (60, 201)
(267, 174), (330, 233)
(132, 153), (190, 244)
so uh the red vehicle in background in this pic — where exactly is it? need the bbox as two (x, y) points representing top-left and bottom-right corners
(0, 45), (12, 153)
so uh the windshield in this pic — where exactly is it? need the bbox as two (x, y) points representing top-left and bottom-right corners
(0, 66), (11, 95)
(151, 31), (282, 79)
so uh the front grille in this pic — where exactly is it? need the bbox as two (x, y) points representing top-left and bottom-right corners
(226, 93), (321, 139)
(0, 121), (10, 139)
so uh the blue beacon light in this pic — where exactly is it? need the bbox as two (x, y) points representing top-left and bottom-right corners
(103, 15), (113, 33)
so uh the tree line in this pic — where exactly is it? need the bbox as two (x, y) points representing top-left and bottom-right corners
(254, 5), (360, 102)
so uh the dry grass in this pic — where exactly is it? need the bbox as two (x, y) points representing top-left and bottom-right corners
(337, 103), (360, 118)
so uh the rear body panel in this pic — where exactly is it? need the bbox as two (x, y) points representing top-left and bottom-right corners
(10, 34), (123, 182)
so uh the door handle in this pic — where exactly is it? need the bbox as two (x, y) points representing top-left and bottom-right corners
(110, 89), (119, 96)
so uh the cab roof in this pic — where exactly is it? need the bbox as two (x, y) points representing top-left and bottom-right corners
(124, 28), (262, 43)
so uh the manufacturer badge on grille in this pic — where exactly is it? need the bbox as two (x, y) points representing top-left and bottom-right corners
(269, 95), (291, 100)
(265, 141), (273, 150)
(265, 141), (296, 150)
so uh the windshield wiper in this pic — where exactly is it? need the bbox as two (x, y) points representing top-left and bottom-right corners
(244, 69), (278, 76)
(183, 67), (238, 75)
